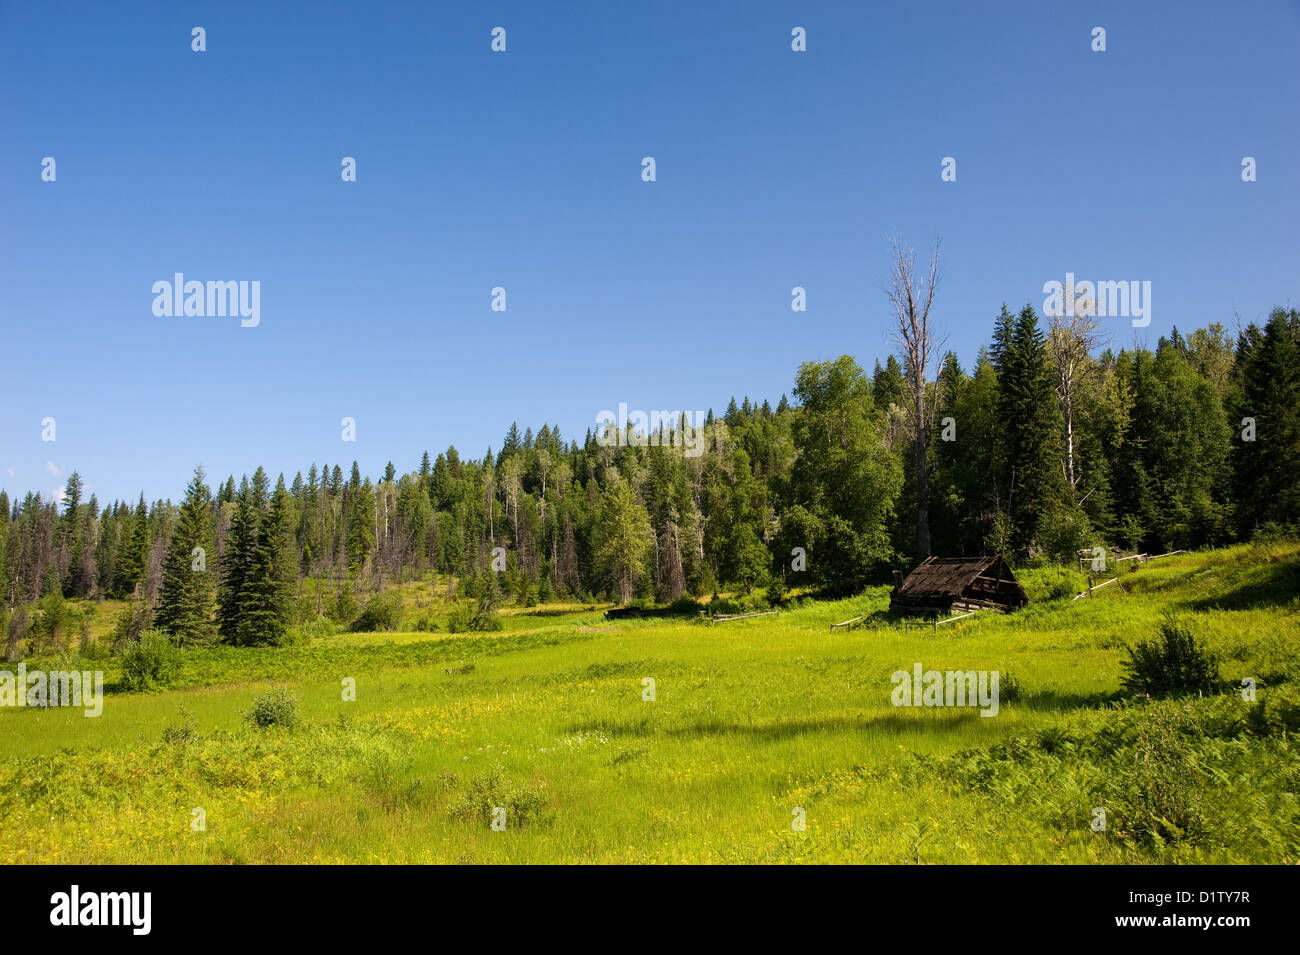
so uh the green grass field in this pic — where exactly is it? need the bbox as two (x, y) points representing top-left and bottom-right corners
(2, 542), (1297, 864)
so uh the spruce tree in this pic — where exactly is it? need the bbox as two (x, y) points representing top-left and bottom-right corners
(236, 480), (296, 645)
(155, 467), (216, 645)
(997, 305), (1065, 546)
(218, 481), (258, 642)
(117, 494), (151, 597)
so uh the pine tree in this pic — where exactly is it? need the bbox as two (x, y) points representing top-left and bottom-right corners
(218, 481), (258, 642)
(1232, 307), (1300, 534)
(155, 466), (216, 646)
(117, 493), (151, 597)
(236, 480), (296, 645)
(997, 305), (1065, 546)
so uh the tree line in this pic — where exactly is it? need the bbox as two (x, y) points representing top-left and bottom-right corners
(1, 302), (1296, 651)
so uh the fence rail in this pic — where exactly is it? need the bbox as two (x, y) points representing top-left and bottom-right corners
(933, 609), (979, 630)
(709, 610), (779, 624)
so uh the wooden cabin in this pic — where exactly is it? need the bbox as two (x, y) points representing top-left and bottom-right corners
(889, 555), (1028, 616)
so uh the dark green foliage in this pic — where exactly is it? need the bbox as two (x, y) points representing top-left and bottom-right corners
(2, 298), (1296, 633)
(1121, 620), (1220, 697)
(155, 467), (216, 646)
(352, 591), (402, 632)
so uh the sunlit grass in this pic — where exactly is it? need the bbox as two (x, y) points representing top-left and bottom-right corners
(1, 542), (1296, 863)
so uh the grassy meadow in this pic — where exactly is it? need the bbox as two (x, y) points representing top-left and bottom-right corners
(2, 542), (1298, 864)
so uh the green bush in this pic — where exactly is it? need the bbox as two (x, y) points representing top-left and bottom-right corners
(449, 766), (547, 828)
(161, 705), (199, 745)
(244, 687), (300, 729)
(110, 601), (153, 652)
(298, 615), (341, 640)
(351, 592), (402, 632)
(470, 598), (503, 632)
(446, 604), (474, 634)
(668, 595), (704, 615)
(120, 629), (181, 692)
(1121, 619), (1220, 697)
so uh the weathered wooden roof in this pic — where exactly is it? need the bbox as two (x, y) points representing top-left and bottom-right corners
(893, 555), (1026, 605)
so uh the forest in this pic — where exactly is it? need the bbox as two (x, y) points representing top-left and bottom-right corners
(2, 302), (1297, 652)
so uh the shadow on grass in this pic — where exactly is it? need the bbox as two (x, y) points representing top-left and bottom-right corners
(565, 710), (995, 743)
(1184, 558), (1300, 612)
(1015, 688), (1120, 712)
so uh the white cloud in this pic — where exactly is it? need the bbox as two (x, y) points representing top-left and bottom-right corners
(45, 461), (62, 478)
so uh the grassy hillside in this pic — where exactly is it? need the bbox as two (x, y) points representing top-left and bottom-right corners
(2, 542), (1297, 863)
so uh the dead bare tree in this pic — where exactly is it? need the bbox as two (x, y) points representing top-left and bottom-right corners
(1047, 294), (1103, 497)
(886, 236), (942, 558)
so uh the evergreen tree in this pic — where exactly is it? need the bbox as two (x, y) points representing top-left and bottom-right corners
(155, 466), (216, 645)
(236, 480), (296, 645)
(117, 493), (151, 597)
(1232, 307), (1300, 534)
(996, 305), (1064, 547)
(218, 481), (258, 642)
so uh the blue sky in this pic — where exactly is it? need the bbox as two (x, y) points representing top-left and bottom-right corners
(2, 0), (1297, 506)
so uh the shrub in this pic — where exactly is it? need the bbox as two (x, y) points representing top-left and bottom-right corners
(351, 592), (402, 632)
(120, 629), (181, 692)
(1045, 577), (1078, 601)
(110, 601), (154, 652)
(161, 705), (199, 745)
(1121, 619), (1220, 697)
(470, 598), (503, 632)
(299, 615), (341, 640)
(244, 687), (300, 729)
(446, 604), (474, 634)
(668, 595), (704, 616)
(449, 766), (547, 828)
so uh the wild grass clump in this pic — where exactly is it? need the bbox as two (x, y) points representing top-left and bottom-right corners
(947, 691), (1300, 858)
(1121, 619), (1220, 697)
(244, 687), (300, 729)
(449, 767), (547, 828)
(161, 705), (199, 745)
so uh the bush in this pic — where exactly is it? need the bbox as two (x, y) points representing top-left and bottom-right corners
(1121, 619), (1220, 697)
(1036, 508), (1093, 564)
(446, 604), (474, 634)
(120, 629), (181, 692)
(244, 687), (300, 729)
(298, 615), (341, 640)
(161, 705), (199, 744)
(449, 766), (547, 828)
(470, 597), (503, 632)
(351, 592), (402, 632)
(110, 601), (154, 652)
(668, 595), (704, 616)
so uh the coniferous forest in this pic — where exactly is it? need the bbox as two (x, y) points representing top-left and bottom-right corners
(4, 304), (1297, 653)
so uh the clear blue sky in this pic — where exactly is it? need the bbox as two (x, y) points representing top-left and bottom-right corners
(2, 0), (1296, 506)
